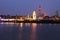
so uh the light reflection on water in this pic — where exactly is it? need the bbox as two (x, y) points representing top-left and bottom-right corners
(30, 23), (37, 40)
(25, 23), (30, 27)
(20, 23), (23, 28)
(0, 22), (60, 40)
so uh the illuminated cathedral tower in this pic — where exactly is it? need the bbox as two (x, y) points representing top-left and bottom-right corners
(32, 11), (36, 20)
(38, 6), (45, 20)
(38, 6), (43, 17)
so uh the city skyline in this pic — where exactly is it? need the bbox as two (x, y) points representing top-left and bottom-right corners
(0, 0), (60, 16)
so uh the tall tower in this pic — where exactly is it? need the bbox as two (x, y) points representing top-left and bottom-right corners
(32, 11), (36, 20)
(55, 11), (59, 17)
(38, 6), (43, 17)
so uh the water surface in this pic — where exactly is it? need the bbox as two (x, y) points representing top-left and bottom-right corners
(0, 22), (60, 40)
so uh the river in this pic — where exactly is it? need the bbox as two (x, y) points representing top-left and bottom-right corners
(0, 22), (60, 40)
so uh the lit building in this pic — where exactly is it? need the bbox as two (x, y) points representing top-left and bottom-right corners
(38, 6), (44, 20)
(38, 6), (43, 17)
(32, 11), (36, 20)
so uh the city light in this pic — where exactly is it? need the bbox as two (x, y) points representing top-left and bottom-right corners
(0, 6), (59, 23)
(32, 11), (36, 20)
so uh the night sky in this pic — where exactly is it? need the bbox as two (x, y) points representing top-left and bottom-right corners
(0, 0), (60, 16)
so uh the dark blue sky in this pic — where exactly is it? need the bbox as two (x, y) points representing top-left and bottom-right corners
(0, 0), (60, 16)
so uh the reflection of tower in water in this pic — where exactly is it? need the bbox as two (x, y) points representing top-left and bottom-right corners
(19, 23), (23, 31)
(25, 23), (30, 27)
(20, 23), (23, 28)
(18, 23), (23, 40)
(30, 23), (37, 40)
